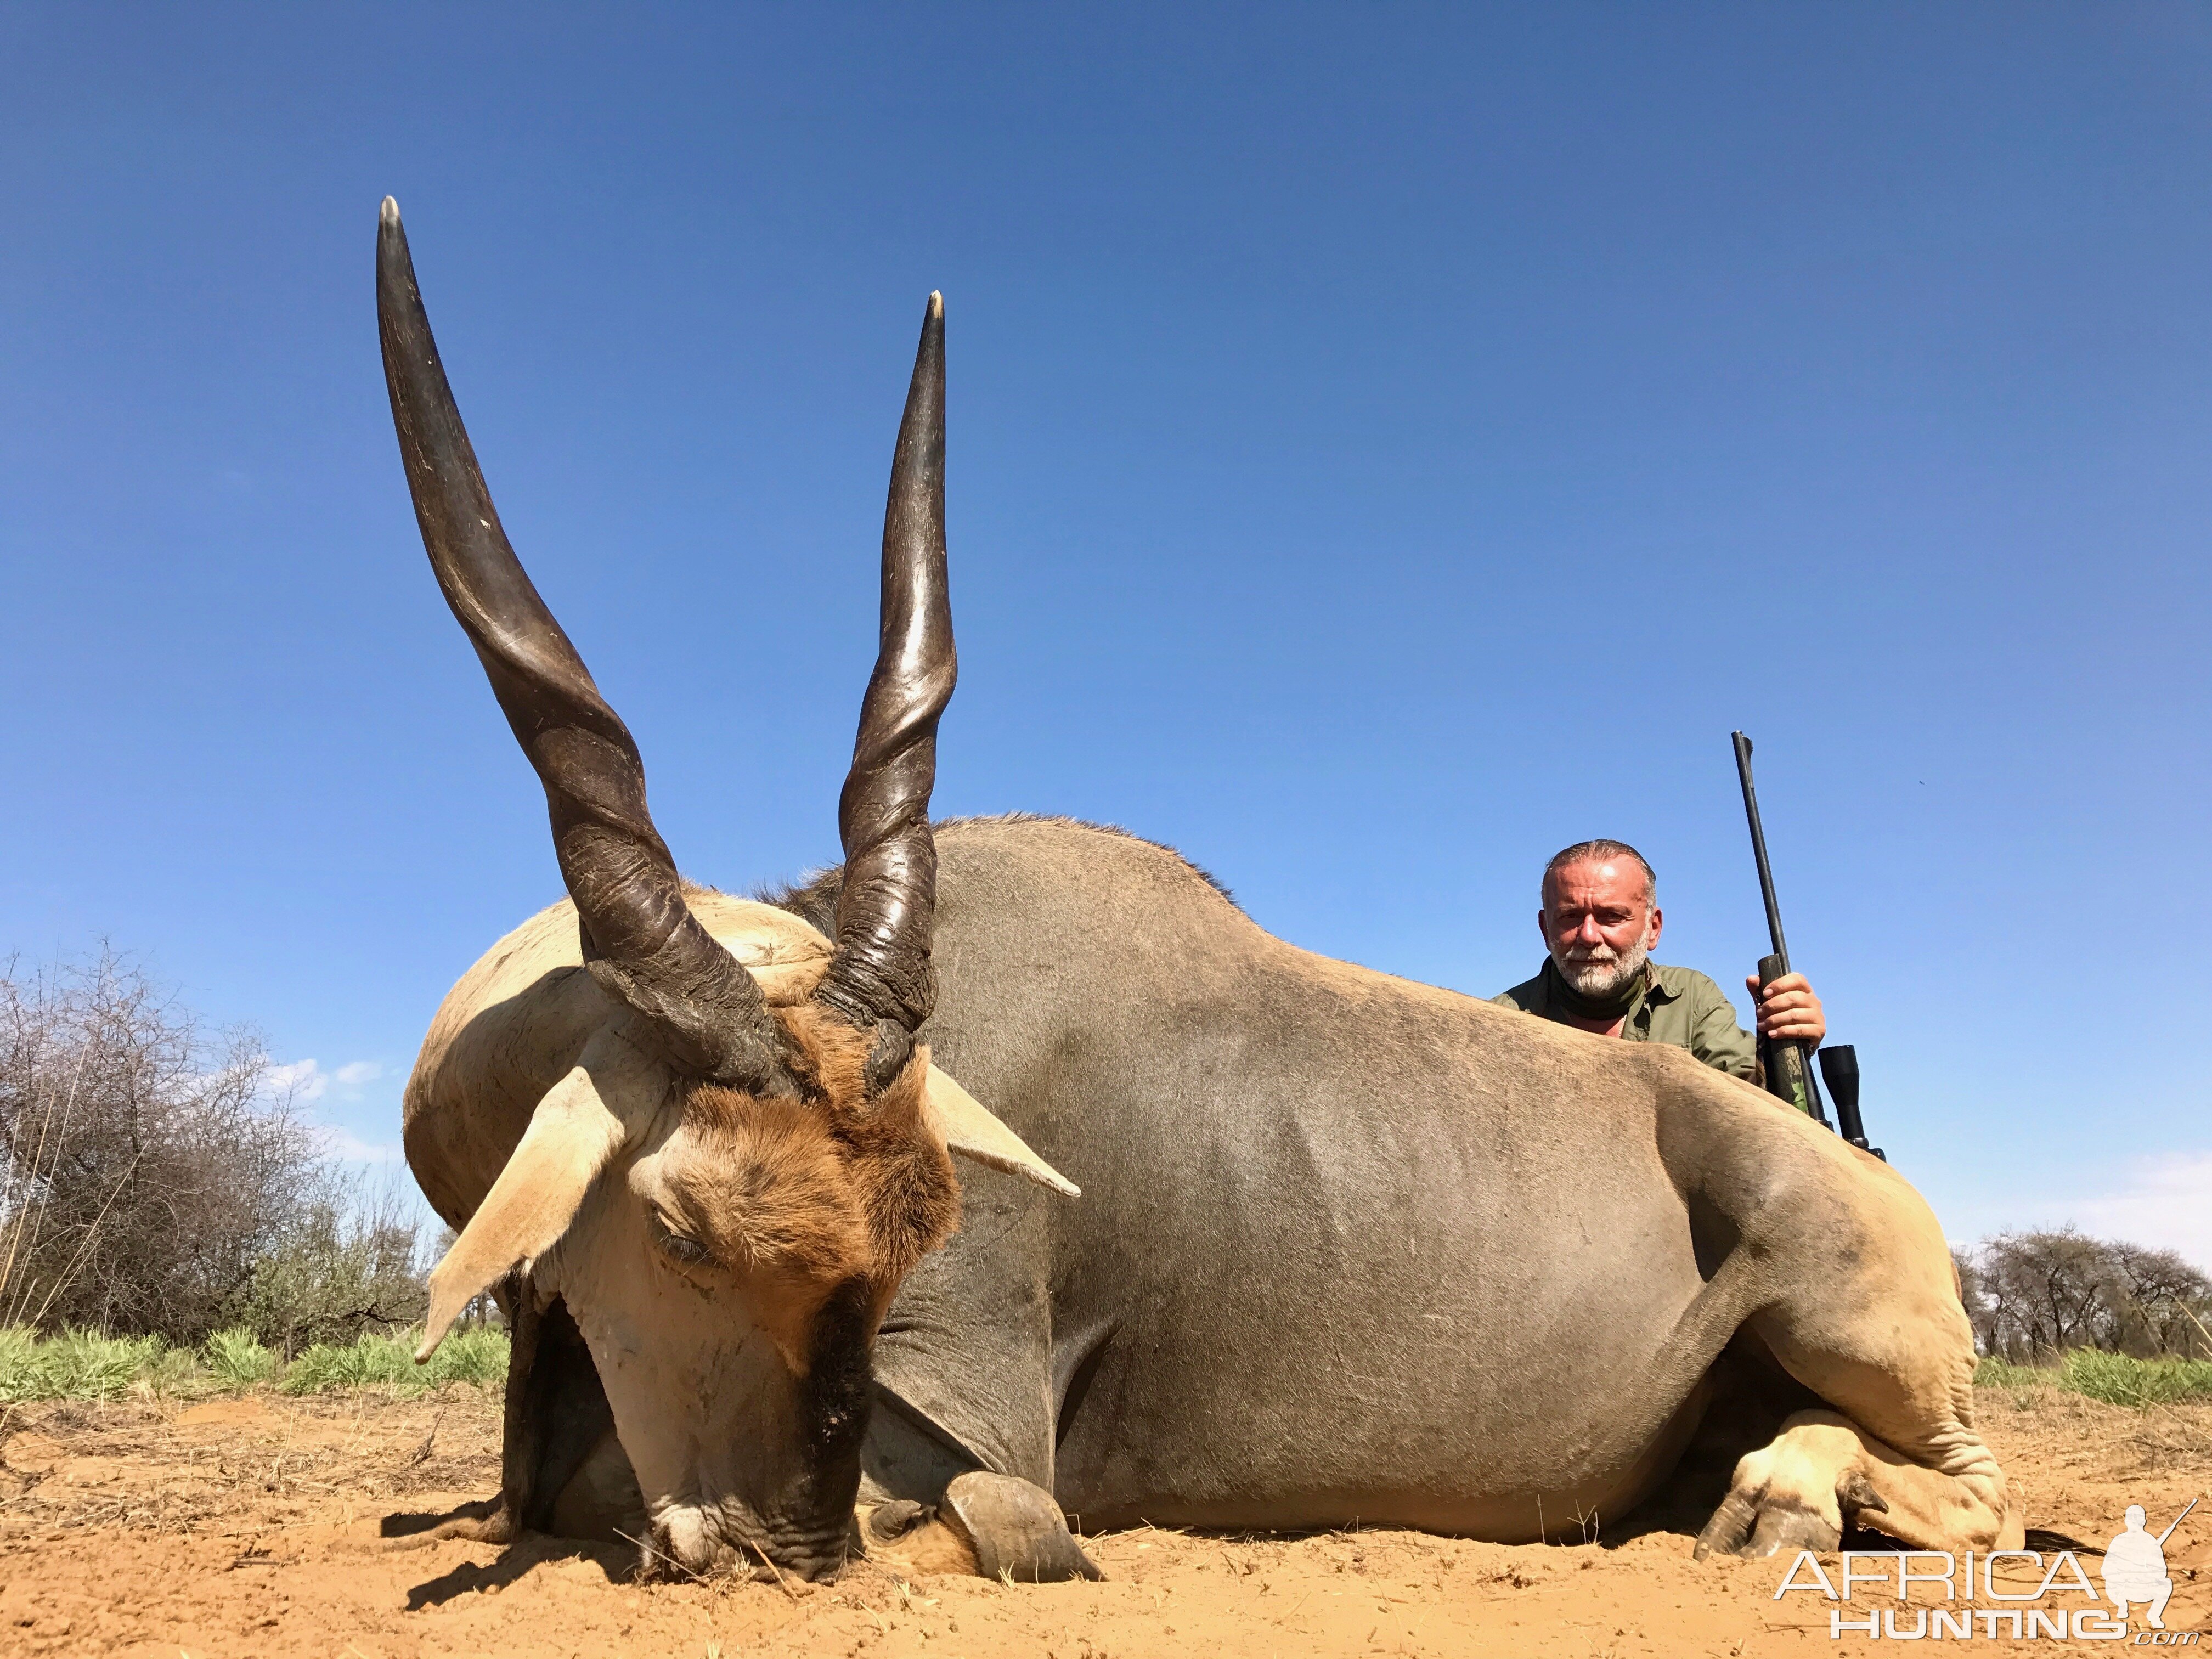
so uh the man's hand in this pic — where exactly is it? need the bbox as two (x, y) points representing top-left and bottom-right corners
(1746, 971), (1826, 1046)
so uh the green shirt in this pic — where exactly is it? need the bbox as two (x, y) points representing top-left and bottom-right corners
(1491, 960), (1758, 1081)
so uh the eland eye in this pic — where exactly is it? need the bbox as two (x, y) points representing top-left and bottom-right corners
(651, 1214), (713, 1267)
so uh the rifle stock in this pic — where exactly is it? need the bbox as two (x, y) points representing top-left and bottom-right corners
(1755, 952), (1827, 1126)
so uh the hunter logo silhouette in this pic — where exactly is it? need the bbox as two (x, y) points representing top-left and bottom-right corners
(2104, 1497), (2194, 1629)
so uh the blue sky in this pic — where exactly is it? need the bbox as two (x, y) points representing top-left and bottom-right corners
(3, 6), (2207, 1263)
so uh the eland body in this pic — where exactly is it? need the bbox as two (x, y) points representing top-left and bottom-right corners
(383, 203), (2021, 1583)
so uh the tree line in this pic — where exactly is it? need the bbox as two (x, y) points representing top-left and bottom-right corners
(1954, 1229), (2211, 1362)
(0, 951), (427, 1354)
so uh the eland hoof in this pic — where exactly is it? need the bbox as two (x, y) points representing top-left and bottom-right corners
(938, 1472), (1104, 1583)
(857, 1500), (980, 1576)
(864, 1500), (930, 1543)
(427, 1496), (517, 1545)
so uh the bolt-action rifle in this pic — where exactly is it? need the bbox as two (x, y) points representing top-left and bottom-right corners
(1730, 732), (1883, 1160)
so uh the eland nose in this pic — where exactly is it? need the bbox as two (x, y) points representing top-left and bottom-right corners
(644, 1510), (729, 1579)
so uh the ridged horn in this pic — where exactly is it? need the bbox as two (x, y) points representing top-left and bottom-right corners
(376, 196), (791, 1093)
(814, 293), (955, 1085)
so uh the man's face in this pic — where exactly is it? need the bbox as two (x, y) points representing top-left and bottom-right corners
(1540, 857), (1662, 1000)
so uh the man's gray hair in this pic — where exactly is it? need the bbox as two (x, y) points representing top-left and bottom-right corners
(1542, 839), (1657, 907)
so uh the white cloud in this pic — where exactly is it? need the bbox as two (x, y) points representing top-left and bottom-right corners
(2062, 1151), (2212, 1274)
(1940, 1149), (2212, 1273)
(266, 1058), (385, 1104)
(318, 1126), (405, 1166)
(1968, 1151), (2212, 1273)
(267, 1058), (329, 1102)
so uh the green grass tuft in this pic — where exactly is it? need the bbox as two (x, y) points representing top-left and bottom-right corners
(1972, 1355), (2053, 1389)
(1974, 1349), (2212, 1405)
(2059, 1348), (2212, 1407)
(202, 1327), (278, 1386)
(136, 1344), (204, 1398)
(280, 1327), (507, 1396)
(0, 1328), (167, 1402)
(428, 1325), (509, 1388)
(0, 1322), (505, 1401)
(38, 1329), (163, 1400)
(281, 1331), (418, 1393)
(0, 1325), (44, 1402)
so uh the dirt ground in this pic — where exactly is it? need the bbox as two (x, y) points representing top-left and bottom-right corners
(0, 1382), (2203, 1658)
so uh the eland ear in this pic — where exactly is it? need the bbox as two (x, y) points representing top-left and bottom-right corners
(922, 1064), (1080, 1199)
(416, 1029), (672, 1359)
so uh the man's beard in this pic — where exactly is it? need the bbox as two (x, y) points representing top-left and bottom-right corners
(1554, 924), (1654, 1001)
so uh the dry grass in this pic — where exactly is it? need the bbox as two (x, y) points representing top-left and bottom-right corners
(1971, 1375), (2212, 1483)
(0, 1380), (2202, 1658)
(0, 1383), (501, 1542)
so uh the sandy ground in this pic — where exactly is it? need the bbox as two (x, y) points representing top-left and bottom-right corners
(0, 1381), (2203, 1657)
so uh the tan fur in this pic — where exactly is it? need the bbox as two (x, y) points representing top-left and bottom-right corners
(406, 893), (1065, 1232)
(805, 1032), (963, 1304)
(857, 1508), (983, 1577)
(664, 1008), (961, 1359)
(673, 1086), (872, 1283)
(1654, 1040), (2021, 1559)
(417, 1026), (673, 1354)
(1707, 1409), (2020, 1555)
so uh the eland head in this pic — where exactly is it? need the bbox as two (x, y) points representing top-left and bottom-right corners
(377, 199), (1073, 1581)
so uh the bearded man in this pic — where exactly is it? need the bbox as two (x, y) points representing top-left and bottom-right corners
(1492, 839), (1824, 1084)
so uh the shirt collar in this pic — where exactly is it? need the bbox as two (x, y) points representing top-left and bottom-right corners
(1538, 956), (1662, 1019)
(1539, 960), (1672, 1000)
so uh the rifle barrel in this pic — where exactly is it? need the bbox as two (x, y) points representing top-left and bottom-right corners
(1733, 732), (1791, 968)
(1731, 732), (1832, 1130)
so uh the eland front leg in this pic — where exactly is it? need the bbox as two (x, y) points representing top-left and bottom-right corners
(1658, 1057), (2023, 1559)
(1691, 1238), (2018, 1556)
